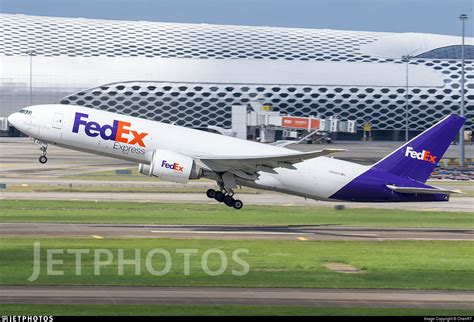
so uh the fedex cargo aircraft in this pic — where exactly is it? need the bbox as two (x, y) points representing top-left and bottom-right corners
(8, 104), (465, 209)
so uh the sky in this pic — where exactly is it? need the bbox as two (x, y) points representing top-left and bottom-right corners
(0, 0), (473, 36)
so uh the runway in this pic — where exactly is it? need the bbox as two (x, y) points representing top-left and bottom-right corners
(1, 285), (472, 309)
(0, 222), (472, 241)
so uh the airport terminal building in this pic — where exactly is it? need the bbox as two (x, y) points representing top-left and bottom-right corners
(0, 14), (473, 138)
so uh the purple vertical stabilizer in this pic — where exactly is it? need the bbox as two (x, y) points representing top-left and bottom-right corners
(330, 114), (465, 202)
(371, 114), (465, 183)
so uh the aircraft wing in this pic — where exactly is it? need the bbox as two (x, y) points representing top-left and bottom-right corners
(197, 149), (345, 174)
(386, 185), (463, 195)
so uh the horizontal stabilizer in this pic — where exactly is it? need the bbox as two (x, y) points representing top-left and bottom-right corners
(386, 184), (463, 195)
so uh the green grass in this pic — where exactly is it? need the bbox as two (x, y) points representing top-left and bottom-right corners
(1, 200), (472, 228)
(1, 304), (473, 316)
(1, 238), (472, 290)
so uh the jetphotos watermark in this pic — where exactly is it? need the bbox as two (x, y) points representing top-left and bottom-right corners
(2, 317), (53, 322)
(27, 242), (250, 282)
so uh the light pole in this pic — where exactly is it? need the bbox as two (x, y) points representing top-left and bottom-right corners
(25, 50), (36, 106)
(402, 54), (412, 141)
(459, 14), (467, 168)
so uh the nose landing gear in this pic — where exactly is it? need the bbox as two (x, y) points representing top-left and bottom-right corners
(206, 186), (244, 210)
(37, 142), (48, 164)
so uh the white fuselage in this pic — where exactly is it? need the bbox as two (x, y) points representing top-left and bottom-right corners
(8, 105), (368, 201)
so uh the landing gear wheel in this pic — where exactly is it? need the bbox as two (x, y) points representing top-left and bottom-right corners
(39, 155), (48, 164)
(233, 199), (243, 210)
(224, 196), (235, 207)
(36, 141), (49, 164)
(214, 191), (225, 202)
(206, 189), (216, 199)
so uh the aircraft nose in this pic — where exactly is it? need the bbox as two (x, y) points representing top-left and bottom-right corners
(7, 112), (20, 128)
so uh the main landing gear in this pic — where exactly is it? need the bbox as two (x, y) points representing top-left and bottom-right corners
(206, 186), (243, 210)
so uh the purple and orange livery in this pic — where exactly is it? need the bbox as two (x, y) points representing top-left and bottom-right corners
(161, 160), (184, 173)
(72, 112), (148, 147)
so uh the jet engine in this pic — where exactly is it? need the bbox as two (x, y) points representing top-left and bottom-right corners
(138, 149), (202, 184)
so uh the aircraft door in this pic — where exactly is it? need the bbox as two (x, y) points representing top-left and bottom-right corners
(49, 112), (64, 141)
(52, 113), (64, 129)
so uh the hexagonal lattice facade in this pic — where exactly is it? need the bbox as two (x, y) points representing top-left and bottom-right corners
(1, 14), (386, 61)
(1, 14), (473, 130)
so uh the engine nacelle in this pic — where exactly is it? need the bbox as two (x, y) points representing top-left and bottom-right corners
(138, 149), (202, 184)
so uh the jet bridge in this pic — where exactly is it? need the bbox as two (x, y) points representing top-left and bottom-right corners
(211, 103), (357, 143)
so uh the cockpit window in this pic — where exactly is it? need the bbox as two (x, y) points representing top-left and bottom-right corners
(19, 109), (32, 115)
